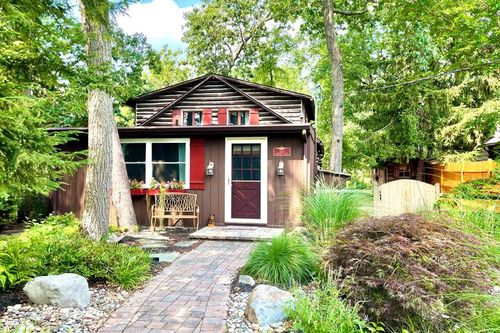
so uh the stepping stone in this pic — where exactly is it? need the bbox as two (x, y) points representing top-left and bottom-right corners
(149, 252), (180, 263)
(174, 240), (198, 248)
(128, 232), (170, 241)
(140, 243), (169, 249)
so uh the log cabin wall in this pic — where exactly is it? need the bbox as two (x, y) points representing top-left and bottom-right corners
(49, 134), (311, 228)
(134, 77), (307, 126)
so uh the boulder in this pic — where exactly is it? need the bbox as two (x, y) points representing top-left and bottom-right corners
(245, 285), (293, 326)
(238, 275), (256, 290)
(23, 273), (90, 309)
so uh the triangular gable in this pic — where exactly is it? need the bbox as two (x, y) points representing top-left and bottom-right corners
(139, 75), (290, 126)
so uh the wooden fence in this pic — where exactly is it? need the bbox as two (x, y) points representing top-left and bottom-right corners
(425, 160), (497, 193)
(373, 179), (440, 217)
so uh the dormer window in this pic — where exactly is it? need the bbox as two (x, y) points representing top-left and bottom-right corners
(229, 111), (249, 125)
(183, 111), (202, 126)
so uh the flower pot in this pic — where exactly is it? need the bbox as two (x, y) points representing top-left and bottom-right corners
(130, 189), (146, 195)
(168, 189), (186, 193)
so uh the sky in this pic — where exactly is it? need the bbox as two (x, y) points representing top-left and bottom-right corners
(116, 0), (200, 50)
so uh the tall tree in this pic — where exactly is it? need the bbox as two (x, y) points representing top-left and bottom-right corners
(79, 0), (114, 240)
(322, 0), (372, 172)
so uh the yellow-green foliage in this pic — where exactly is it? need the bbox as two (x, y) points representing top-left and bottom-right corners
(0, 214), (150, 290)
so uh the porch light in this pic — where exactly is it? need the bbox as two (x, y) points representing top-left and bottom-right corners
(277, 161), (285, 176)
(206, 161), (215, 176)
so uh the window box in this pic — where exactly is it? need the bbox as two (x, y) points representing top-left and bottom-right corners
(130, 189), (146, 195)
(147, 189), (160, 195)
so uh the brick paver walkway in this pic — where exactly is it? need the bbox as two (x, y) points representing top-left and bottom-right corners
(99, 241), (253, 333)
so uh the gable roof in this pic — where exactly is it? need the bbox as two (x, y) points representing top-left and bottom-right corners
(126, 74), (315, 126)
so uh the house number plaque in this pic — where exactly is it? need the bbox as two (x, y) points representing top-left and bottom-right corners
(273, 147), (291, 157)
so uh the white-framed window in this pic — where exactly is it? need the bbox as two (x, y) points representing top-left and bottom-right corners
(183, 111), (202, 126)
(121, 138), (190, 188)
(229, 111), (249, 125)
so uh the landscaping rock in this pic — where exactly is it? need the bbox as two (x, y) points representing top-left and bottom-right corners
(23, 273), (90, 309)
(149, 251), (179, 263)
(245, 285), (293, 327)
(2, 286), (128, 333)
(238, 275), (256, 290)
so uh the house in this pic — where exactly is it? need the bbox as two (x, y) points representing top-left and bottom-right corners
(50, 74), (318, 228)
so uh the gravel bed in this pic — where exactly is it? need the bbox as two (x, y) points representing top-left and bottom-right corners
(225, 277), (290, 333)
(0, 286), (128, 333)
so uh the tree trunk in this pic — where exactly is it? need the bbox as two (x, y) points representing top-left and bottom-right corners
(111, 125), (137, 230)
(323, 0), (344, 172)
(80, 1), (113, 240)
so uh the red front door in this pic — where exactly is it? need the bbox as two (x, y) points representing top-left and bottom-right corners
(231, 144), (261, 219)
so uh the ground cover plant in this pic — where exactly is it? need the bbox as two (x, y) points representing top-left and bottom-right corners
(0, 214), (150, 290)
(242, 234), (318, 286)
(286, 282), (368, 333)
(323, 214), (499, 332)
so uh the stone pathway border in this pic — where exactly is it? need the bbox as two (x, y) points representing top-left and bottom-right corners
(99, 241), (253, 333)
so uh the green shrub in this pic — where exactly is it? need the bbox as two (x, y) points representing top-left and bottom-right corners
(323, 214), (499, 332)
(286, 282), (367, 333)
(302, 183), (368, 245)
(242, 234), (318, 286)
(0, 213), (151, 290)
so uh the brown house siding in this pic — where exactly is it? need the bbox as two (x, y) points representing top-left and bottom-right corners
(49, 133), (313, 228)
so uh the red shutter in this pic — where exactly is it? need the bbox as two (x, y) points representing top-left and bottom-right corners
(249, 108), (259, 125)
(202, 109), (212, 125)
(217, 108), (227, 125)
(190, 138), (205, 190)
(172, 109), (182, 126)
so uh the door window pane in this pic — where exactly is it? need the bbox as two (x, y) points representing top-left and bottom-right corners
(232, 143), (261, 181)
(122, 143), (145, 162)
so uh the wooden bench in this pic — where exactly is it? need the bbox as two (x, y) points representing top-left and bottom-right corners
(150, 193), (199, 231)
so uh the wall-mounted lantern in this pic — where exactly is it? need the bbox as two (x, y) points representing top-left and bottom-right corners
(206, 161), (215, 176)
(277, 160), (285, 176)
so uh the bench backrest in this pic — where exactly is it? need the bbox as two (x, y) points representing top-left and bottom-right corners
(154, 193), (198, 212)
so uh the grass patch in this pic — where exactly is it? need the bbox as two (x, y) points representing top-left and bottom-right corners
(302, 182), (369, 245)
(286, 282), (368, 333)
(242, 234), (318, 286)
(322, 214), (499, 332)
(0, 214), (151, 290)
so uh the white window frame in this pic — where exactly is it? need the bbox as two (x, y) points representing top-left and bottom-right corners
(182, 111), (203, 126)
(121, 138), (190, 189)
(228, 110), (250, 126)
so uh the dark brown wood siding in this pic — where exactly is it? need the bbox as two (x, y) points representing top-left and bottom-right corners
(49, 134), (313, 228)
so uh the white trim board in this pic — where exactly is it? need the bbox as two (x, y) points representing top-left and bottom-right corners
(224, 137), (268, 225)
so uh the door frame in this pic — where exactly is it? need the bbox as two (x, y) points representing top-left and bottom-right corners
(224, 137), (268, 225)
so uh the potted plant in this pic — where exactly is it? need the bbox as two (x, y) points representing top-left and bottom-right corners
(147, 178), (160, 195)
(129, 179), (146, 195)
(167, 179), (186, 193)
